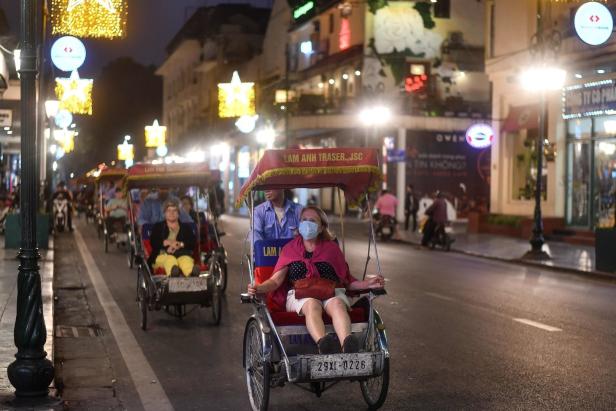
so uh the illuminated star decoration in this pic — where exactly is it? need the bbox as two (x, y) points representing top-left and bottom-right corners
(117, 142), (134, 161)
(55, 70), (93, 115)
(218, 71), (256, 118)
(51, 0), (127, 39)
(54, 129), (76, 153)
(67, 0), (115, 12)
(144, 119), (167, 148)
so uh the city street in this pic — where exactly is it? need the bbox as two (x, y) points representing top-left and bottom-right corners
(54, 215), (616, 410)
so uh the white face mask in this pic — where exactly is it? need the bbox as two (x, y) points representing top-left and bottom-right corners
(299, 220), (319, 239)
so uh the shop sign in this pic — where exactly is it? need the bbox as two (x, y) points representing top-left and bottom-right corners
(293, 1), (314, 20)
(51, 36), (86, 72)
(386, 149), (406, 162)
(563, 79), (616, 119)
(465, 124), (494, 149)
(0, 109), (12, 127)
(574, 2), (614, 46)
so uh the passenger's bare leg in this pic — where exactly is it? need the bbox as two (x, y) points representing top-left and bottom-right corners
(301, 299), (325, 342)
(324, 298), (351, 346)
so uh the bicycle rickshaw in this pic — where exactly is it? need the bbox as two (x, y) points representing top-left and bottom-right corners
(238, 148), (390, 410)
(125, 163), (227, 330)
(95, 167), (128, 252)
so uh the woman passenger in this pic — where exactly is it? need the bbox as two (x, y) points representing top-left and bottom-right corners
(148, 200), (199, 277)
(248, 206), (384, 354)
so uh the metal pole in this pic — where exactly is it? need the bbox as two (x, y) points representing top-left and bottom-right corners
(524, 90), (550, 260)
(8, 0), (55, 398)
(523, 0), (550, 260)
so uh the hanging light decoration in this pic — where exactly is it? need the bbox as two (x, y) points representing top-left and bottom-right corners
(50, 0), (128, 39)
(55, 70), (93, 115)
(144, 119), (167, 148)
(218, 71), (256, 118)
(54, 129), (76, 153)
(117, 136), (134, 161)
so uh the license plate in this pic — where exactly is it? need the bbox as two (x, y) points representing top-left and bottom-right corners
(168, 277), (208, 293)
(381, 227), (391, 235)
(310, 353), (373, 379)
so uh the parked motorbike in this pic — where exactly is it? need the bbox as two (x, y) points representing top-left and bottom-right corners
(53, 195), (68, 232)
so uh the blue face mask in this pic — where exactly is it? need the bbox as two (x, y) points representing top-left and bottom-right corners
(299, 220), (320, 240)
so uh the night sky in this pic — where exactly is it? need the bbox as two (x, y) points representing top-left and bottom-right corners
(0, 0), (273, 75)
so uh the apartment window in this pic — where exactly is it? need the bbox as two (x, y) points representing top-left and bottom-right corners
(329, 13), (334, 34)
(489, 1), (495, 57)
(434, 0), (450, 19)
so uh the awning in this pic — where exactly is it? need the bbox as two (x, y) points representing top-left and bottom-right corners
(502, 104), (539, 132)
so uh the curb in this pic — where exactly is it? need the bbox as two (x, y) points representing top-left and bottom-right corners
(396, 237), (616, 283)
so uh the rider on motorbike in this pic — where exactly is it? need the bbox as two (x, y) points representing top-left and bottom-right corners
(51, 181), (74, 231)
(374, 189), (401, 240)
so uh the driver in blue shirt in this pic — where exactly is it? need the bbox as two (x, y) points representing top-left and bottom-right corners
(138, 188), (193, 226)
(253, 189), (302, 242)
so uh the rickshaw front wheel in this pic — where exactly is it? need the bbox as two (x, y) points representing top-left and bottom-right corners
(244, 319), (270, 411)
(137, 268), (148, 331)
(208, 274), (222, 326)
(360, 315), (390, 409)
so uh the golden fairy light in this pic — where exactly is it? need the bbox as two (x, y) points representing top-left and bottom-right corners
(144, 119), (167, 148)
(55, 71), (93, 115)
(117, 141), (134, 161)
(55, 129), (76, 153)
(218, 71), (256, 118)
(51, 0), (128, 39)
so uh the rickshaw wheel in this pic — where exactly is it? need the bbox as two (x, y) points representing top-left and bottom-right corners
(127, 248), (134, 269)
(208, 275), (222, 326)
(244, 319), (270, 411)
(360, 325), (389, 410)
(209, 255), (226, 294)
(137, 268), (148, 331)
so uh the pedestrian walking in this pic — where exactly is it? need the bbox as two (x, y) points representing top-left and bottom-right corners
(404, 184), (418, 231)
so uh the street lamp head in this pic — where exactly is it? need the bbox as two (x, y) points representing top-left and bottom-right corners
(359, 105), (392, 127)
(44, 100), (60, 118)
(519, 65), (567, 92)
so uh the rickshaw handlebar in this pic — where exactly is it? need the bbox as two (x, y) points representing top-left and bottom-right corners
(240, 288), (387, 305)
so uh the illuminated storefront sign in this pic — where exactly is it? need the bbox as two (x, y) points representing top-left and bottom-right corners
(293, 1), (314, 20)
(563, 79), (616, 119)
(339, 18), (351, 50)
(574, 1), (613, 46)
(465, 124), (494, 149)
(50, 36), (86, 72)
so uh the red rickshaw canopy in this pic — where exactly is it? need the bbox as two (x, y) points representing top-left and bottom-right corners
(125, 163), (220, 189)
(236, 148), (382, 207)
(96, 167), (127, 181)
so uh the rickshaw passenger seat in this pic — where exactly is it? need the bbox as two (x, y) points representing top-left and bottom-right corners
(253, 238), (293, 286)
(253, 238), (369, 325)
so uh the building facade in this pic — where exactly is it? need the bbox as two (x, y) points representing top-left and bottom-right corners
(487, 0), (616, 233)
(281, 0), (491, 218)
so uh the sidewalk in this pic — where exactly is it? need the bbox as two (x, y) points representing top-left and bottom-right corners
(327, 215), (615, 280)
(398, 221), (616, 279)
(0, 238), (55, 405)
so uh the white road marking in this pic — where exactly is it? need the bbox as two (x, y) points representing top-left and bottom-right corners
(513, 318), (562, 332)
(74, 229), (174, 411)
(424, 291), (456, 302)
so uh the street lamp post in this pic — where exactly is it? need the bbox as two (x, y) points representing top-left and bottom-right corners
(519, 0), (565, 260)
(7, 0), (55, 399)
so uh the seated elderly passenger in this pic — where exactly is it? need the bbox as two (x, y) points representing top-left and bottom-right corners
(248, 206), (384, 354)
(148, 200), (199, 277)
